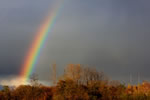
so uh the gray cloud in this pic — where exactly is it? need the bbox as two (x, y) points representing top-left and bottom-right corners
(0, 0), (150, 84)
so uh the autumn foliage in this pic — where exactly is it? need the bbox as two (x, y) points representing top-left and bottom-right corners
(0, 64), (150, 100)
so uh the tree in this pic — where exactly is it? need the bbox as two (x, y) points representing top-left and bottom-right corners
(63, 64), (82, 84)
(30, 73), (39, 86)
(63, 64), (107, 86)
(81, 67), (107, 85)
(51, 63), (57, 85)
(54, 79), (89, 100)
(1, 86), (11, 100)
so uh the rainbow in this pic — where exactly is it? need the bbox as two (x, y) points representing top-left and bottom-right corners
(20, 1), (64, 83)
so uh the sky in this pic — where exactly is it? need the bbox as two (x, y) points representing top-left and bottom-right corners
(0, 0), (150, 85)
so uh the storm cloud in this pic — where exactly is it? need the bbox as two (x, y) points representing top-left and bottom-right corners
(0, 0), (150, 84)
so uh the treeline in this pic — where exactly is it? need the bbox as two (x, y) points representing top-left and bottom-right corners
(0, 64), (150, 100)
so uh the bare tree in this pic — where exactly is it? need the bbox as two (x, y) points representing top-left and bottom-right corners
(52, 63), (57, 85)
(63, 64), (107, 85)
(64, 64), (82, 83)
(81, 67), (105, 85)
(30, 73), (39, 86)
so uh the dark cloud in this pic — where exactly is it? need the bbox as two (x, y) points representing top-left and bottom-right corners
(0, 0), (150, 83)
